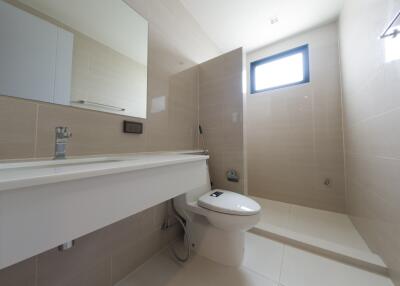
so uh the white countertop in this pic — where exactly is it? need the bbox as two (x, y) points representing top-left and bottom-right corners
(0, 152), (209, 192)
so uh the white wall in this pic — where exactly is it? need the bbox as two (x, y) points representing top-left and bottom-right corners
(246, 22), (346, 212)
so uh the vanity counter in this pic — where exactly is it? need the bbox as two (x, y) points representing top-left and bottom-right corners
(0, 153), (208, 192)
(0, 152), (209, 270)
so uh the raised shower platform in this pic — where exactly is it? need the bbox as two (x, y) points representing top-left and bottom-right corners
(249, 197), (388, 276)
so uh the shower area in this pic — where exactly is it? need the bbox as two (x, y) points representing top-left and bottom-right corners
(192, 1), (400, 282)
(170, 0), (400, 281)
(244, 21), (388, 276)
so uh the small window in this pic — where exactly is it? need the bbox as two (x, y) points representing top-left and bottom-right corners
(250, 44), (310, 94)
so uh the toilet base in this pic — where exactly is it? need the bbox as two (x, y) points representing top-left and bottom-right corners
(188, 216), (245, 266)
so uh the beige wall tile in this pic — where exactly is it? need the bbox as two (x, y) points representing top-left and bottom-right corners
(340, 0), (400, 285)
(65, 259), (112, 286)
(0, 97), (37, 160)
(36, 227), (112, 286)
(199, 48), (244, 194)
(246, 22), (346, 213)
(111, 230), (162, 284)
(35, 103), (147, 158)
(0, 257), (36, 286)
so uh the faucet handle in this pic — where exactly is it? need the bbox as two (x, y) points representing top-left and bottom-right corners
(65, 129), (72, 138)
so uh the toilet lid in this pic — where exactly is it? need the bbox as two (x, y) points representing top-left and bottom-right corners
(198, 190), (261, 216)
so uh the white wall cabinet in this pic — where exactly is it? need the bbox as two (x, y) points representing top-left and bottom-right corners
(0, 0), (73, 105)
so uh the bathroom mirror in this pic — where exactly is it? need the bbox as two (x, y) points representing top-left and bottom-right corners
(0, 0), (148, 118)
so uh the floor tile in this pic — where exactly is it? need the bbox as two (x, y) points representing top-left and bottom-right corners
(252, 197), (291, 229)
(253, 197), (373, 253)
(288, 204), (371, 251)
(116, 249), (278, 286)
(243, 233), (284, 281)
(280, 245), (394, 286)
(116, 197), (394, 286)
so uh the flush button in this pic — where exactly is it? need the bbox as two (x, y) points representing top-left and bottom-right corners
(210, 191), (224, 197)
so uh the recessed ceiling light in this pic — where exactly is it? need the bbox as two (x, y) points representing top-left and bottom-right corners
(270, 17), (279, 25)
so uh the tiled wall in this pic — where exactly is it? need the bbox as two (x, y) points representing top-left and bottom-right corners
(0, 0), (220, 284)
(246, 23), (346, 213)
(199, 48), (245, 194)
(0, 65), (200, 160)
(339, 0), (400, 284)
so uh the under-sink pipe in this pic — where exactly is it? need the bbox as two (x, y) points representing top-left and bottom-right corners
(168, 199), (191, 263)
(165, 149), (209, 262)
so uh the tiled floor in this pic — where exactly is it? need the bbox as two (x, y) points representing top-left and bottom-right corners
(252, 197), (370, 251)
(116, 233), (393, 286)
(115, 198), (391, 285)
(251, 197), (386, 271)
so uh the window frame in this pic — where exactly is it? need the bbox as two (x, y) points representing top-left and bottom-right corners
(250, 44), (310, 94)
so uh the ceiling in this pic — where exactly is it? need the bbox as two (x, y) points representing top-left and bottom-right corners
(180, 0), (344, 53)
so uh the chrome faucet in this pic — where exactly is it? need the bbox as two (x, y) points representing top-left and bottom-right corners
(54, 127), (72, 159)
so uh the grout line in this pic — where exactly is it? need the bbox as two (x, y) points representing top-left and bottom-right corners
(241, 264), (280, 285)
(337, 34), (348, 213)
(34, 256), (39, 286)
(110, 256), (113, 286)
(196, 66), (200, 150)
(346, 151), (400, 162)
(346, 104), (400, 129)
(53, 30), (59, 104)
(287, 202), (294, 230)
(33, 104), (39, 158)
(246, 221), (286, 285)
(115, 242), (177, 286)
(277, 244), (286, 284)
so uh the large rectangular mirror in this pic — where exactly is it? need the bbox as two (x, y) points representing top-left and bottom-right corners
(0, 0), (148, 118)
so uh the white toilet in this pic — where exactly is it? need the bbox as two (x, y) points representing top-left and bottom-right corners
(174, 180), (261, 266)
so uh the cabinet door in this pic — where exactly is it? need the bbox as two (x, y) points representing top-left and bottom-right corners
(0, 1), (73, 105)
(54, 29), (74, 105)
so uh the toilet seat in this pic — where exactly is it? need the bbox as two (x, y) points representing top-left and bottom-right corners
(198, 189), (261, 216)
(174, 188), (261, 265)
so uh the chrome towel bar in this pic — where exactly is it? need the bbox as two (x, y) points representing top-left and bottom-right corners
(71, 100), (125, 111)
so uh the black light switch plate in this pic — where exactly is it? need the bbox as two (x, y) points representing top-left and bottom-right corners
(123, 121), (143, 134)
